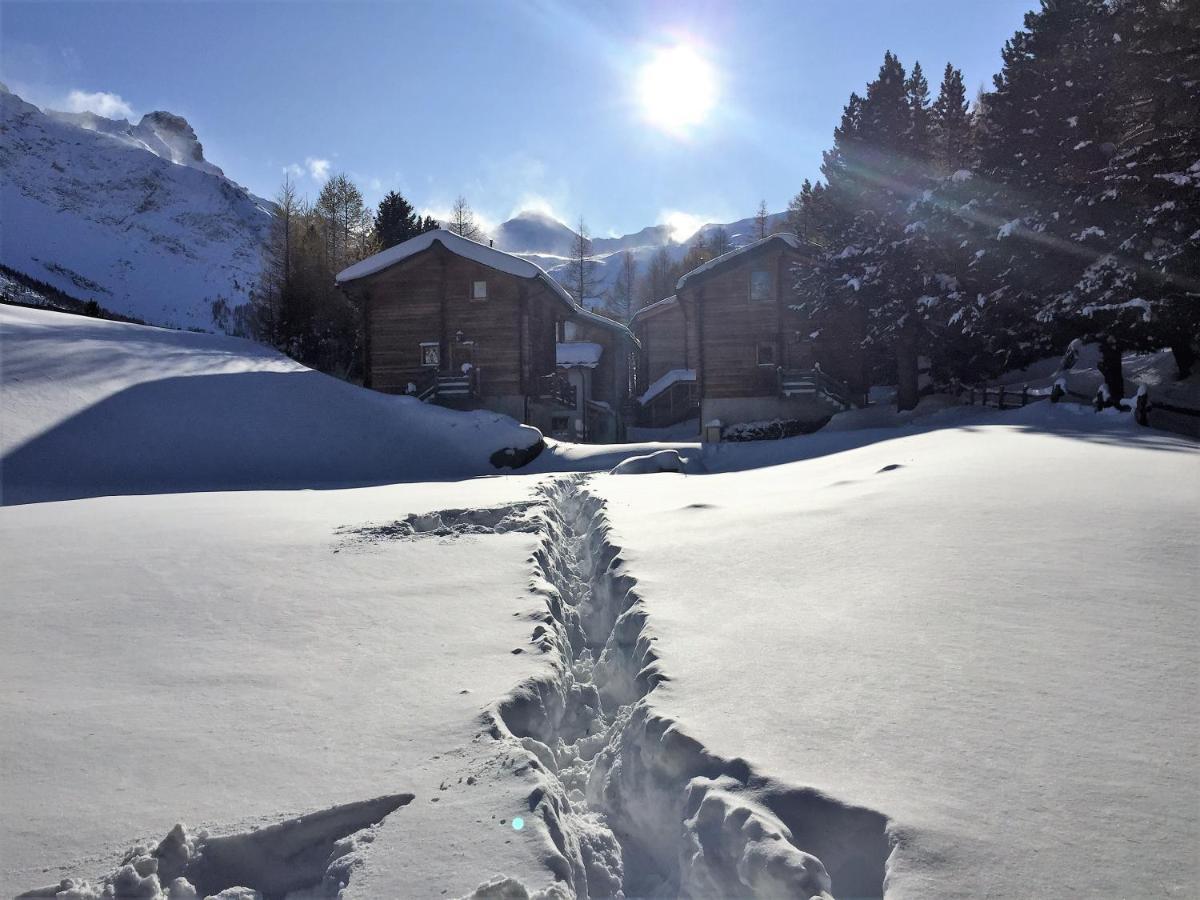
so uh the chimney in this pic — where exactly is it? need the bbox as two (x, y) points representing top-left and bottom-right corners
(489, 239), (494, 247)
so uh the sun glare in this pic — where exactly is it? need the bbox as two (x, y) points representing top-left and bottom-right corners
(637, 44), (717, 136)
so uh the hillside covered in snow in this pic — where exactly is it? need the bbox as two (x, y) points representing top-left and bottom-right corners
(0, 306), (541, 505)
(0, 86), (272, 329)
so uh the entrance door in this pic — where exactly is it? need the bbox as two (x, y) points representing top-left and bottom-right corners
(449, 341), (475, 375)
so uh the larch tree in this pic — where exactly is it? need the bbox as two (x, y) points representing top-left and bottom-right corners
(567, 217), (599, 306)
(755, 200), (770, 239)
(607, 250), (638, 321)
(447, 196), (482, 241)
(641, 246), (676, 307)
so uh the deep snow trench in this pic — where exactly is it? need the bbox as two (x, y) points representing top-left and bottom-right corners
(484, 477), (891, 899)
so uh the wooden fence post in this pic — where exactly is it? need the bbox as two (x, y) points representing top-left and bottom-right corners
(998, 386), (1006, 410)
(1021, 385), (1029, 407)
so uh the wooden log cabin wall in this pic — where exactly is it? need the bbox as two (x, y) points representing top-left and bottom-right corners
(336, 229), (637, 441)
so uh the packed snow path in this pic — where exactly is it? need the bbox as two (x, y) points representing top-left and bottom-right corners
(484, 477), (890, 899)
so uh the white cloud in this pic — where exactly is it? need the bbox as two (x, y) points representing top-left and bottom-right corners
(306, 157), (331, 181)
(509, 194), (568, 225)
(65, 89), (133, 120)
(281, 163), (304, 179)
(418, 204), (497, 237)
(662, 210), (709, 242)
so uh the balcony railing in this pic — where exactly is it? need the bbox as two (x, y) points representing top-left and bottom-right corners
(535, 372), (577, 408)
(779, 368), (853, 410)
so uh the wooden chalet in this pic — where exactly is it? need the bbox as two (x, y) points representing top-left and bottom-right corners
(629, 295), (698, 428)
(335, 229), (637, 442)
(657, 233), (860, 435)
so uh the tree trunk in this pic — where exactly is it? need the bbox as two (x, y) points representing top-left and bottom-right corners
(895, 332), (919, 412)
(1169, 340), (1195, 380)
(1097, 337), (1124, 406)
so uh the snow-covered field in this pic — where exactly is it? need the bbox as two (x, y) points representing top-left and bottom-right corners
(2, 307), (1196, 899)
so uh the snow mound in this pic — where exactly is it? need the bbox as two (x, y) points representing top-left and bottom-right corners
(17, 794), (411, 900)
(609, 448), (694, 475)
(0, 306), (542, 504)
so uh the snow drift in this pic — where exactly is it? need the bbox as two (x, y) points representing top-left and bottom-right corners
(0, 306), (542, 504)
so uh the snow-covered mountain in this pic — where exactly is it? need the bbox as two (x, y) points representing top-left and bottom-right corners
(0, 85), (271, 329)
(0, 78), (786, 331)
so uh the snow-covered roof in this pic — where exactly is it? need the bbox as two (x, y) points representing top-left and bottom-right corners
(675, 232), (802, 292)
(557, 342), (603, 368)
(335, 229), (576, 311)
(629, 295), (678, 326)
(571, 305), (638, 343)
(639, 368), (696, 405)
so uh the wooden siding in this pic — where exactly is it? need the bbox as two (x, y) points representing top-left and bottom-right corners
(633, 302), (692, 385)
(359, 244), (562, 398)
(567, 317), (632, 407)
(682, 242), (805, 399)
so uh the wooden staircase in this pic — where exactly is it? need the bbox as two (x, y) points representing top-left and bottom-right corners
(779, 369), (853, 410)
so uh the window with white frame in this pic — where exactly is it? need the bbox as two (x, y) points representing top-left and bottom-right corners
(420, 342), (441, 367)
(471, 280), (487, 300)
(750, 268), (772, 301)
(756, 341), (777, 367)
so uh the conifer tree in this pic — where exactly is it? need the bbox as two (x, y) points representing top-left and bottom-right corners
(931, 63), (971, 172)
(373, 190), (436, 250)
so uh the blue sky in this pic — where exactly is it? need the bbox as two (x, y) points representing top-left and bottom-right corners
(2, 0), (1036, 238)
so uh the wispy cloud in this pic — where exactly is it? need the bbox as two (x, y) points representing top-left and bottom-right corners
(306, 157), (331, 181)
(418, 204), (497, 237)
(65, 89), (133, 120)
(282, 162), (305, 179)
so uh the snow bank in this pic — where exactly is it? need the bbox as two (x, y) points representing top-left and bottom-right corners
(0, 306), (541, 504)
(609, 448), (695, 475)
(595, 421), (1199, 897)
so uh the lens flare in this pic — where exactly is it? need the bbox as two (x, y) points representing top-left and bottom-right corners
(637, 44), (717, 136)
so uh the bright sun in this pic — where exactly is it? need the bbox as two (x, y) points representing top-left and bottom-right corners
(637, 44), (716, 136)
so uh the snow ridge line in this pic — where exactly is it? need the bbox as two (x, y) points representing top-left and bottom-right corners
(483, 477), (892, 899)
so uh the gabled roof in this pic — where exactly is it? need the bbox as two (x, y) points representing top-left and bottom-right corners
(629, 295), (678, 326)
(336, 228), (638, 345)
(675, 232), (802, 293)
(571, 305), (639, 344)
(335, 228), (576, 312)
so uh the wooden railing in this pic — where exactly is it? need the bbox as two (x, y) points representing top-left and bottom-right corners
(641, 378), (699, 427)
(779, 369), (853, 410)
(960, 383), (1049, 410)
(534, 372), (577, 408)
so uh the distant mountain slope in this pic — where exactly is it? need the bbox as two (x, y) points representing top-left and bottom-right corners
(501, 210), (791, 311)
(0, 86), (271, 330)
